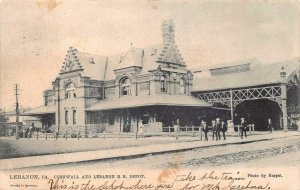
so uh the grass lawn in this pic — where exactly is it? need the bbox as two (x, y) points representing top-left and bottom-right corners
(0, 136), (199, 159)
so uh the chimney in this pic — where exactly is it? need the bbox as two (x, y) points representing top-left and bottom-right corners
(161, 20), (175, 45)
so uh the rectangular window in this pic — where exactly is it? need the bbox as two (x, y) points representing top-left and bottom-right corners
(65, 110), (68, 125)
(73, 110), (76, 125)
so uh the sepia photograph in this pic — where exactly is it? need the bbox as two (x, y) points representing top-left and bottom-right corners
(0, 0), (299, 189)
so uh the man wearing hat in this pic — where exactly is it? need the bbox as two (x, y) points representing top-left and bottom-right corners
(202, 121), (209, 141)
(216, 118), (221, 140)
(212, 120), (218, 141)
(240, 118), (247, 139)
(220, 120), (227, 140)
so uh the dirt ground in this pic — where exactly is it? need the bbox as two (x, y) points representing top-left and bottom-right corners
(0, 136), (200, 159)
(13, 135), (299, 172)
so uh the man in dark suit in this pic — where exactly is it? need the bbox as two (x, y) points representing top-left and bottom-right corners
(212, 120), (218, 141)
(240, 118), (247, 139)
(216, 118), (221, 140)
(220, 120), (227, 140)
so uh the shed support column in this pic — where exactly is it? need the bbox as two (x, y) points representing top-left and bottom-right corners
(281, 97), (288, 132)
(280, 68), (288, 132)
(230, 89), (234, 121)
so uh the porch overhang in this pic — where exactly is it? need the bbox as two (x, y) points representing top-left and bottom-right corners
(21, 105), (55, 116)
(86, 94), (211, 111)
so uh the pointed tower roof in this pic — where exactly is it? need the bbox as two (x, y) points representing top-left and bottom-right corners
(114, 46), (144, 70)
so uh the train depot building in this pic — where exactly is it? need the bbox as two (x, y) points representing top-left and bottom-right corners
(23, 21), (300, 135)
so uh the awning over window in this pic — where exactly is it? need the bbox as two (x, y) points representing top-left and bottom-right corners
(86, 94), (211, 111)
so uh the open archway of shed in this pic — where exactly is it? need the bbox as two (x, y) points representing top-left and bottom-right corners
(235, 99), (281, 131)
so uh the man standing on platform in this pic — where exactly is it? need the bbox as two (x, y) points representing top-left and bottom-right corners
(267, 118), (273, 133)
(240, 118), (247, 139)
(220, 120), (227, 140)
(216, 118), (221, 140)
(212, 120), (218, 141)
(203, 121), (208, 141)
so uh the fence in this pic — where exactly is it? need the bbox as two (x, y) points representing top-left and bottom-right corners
(15, 124), (256, 141)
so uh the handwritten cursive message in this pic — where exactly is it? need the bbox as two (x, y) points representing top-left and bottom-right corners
(44, 171), (275, 190)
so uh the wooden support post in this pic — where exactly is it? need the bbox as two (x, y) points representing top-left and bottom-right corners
(77, 130), (80, 140)
(199, 126), (202, 141)
(36, 130), (38, 140)
(192, 125), (195, 137)
(46, 133), (48, 140)
(103, 131), (106, 140)
(27, 132), (30, 140)
(136, 116), (138, 140)
(230, 89), (234, 121)
(65, 132), (67, 140)
(55, 132), (58, 140)
(175, 126), (179, 141)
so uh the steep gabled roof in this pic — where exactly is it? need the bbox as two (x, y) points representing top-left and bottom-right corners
(60, 47), (108, 81)
(77, 52), (108, 80)
(59, 44), (165, 81)
(58, 20), (186, 81)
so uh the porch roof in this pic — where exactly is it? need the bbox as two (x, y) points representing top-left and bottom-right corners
(86, 94), (211, 111)
(21, 105), (55, 116)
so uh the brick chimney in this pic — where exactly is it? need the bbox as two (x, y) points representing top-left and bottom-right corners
(161, 20), (175, 45)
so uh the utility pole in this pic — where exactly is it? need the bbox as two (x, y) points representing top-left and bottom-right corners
(3, 108), (6, 136)
(15, 84), (20, 140)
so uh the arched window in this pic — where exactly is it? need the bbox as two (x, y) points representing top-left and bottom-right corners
(65, 110), (68, 125)
(179, 78), (186, 95)
(120, 77), (132, 96)
(65, 82), (76, 99)
(73, 110), (77, 125)
(160, 75), (167, 92)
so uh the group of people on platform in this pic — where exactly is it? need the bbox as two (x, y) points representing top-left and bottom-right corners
(201, 118), (228, 141)
(200, 117), (274, 141)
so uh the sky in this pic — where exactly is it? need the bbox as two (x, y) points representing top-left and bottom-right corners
(0, 0), (299, 111)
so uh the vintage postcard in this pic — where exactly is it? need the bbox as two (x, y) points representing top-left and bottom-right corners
(0, 0), (299, 189)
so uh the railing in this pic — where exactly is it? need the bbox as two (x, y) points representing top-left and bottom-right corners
(162, 126), (200, 133)
(20, 124), (256, 140)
